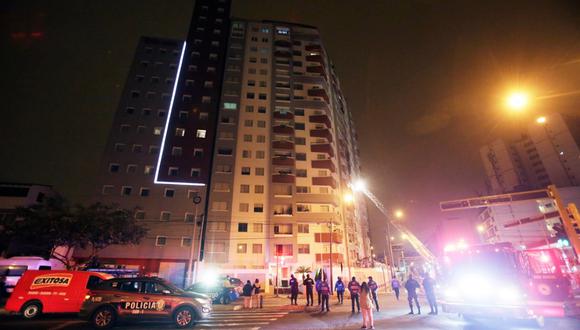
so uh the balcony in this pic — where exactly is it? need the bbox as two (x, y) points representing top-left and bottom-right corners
(306, 54), (325, 64)
(311, 144), (334, 157)
(274, 50), (292, 58)
(311, 159), (336, 172)
(315, 253), (344, 263)
(307, 88), (329, 103)
(273, 125), (295, 135)
(274, 40), (292, 48)
(309, 114), (331, 128)
(305, 44), (324, 53)
(272, 140), (295, 150)
(272, 174), (296, 184)
(274, 111), (294, 120)
(315, 232), (343, 244)
(306, 66), (325, 75)
(272, 157), (295, 166)
(310, 128), (333, 143)
(312, 176), (337, 189)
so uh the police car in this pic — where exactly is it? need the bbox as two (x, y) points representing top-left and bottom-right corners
(80, 277), (211, 329)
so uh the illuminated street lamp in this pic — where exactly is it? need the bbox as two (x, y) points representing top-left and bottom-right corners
(352, 179), (367, 192)
(394, 209), (404, 219)
(343, 192), (354, 204)
(536, 116), (547, 124)
(476, 224), (485, 233)
(506, 91), (530, 111)
(390, 236), (395, 241)
(401, 233), (408, 240)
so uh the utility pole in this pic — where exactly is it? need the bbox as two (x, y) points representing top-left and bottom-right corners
(187, 196), (202, 286)
(329, 221), (334, 294)
(385, 222), (395, 277)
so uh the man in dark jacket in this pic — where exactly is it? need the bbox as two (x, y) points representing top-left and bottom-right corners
(242, 280), (253, 309)
(303, 274), (315, 306)
(334, 276), (345, 304)
(289, 274), (299, 305)
(423, 274), (438, 315)
(348, 276), (361, 313)
(368, 276), (380, 311)
(405, 275), (421, 315)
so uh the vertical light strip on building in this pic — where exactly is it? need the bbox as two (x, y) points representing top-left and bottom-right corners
(154, 41), (205, 186)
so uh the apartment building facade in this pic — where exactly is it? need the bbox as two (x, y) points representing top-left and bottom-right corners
(77, 0), (370, 288)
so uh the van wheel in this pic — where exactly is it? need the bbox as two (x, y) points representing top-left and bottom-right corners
(92, 306), (116, 329)
(22, 301), (42, 319)
(174, 306), (196, 328)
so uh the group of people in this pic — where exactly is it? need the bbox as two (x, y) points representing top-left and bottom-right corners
(241, 278), (263, 309)
(402, 273), (438, 316)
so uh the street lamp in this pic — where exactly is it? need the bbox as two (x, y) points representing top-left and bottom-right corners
(476, 224), (485, 233)
(394, 209), (404, 220)
(506, 91), (530, 111)
(401, 233), (408, 240)
(343, 192), (354, 204)
(352, 179), (367, 192)
(536, 116), (547, 124)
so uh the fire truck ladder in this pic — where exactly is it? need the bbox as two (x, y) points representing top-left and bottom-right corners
(360, 188), (438, 264)
(440, 185), (580, 258)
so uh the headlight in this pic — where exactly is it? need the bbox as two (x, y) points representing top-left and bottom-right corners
(499, 286), (521, 302)
(84, 295), (91, 300)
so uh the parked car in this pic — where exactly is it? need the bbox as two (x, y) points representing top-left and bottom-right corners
(80, 277), (211, 329)
(4, 270), (112, 319)
(0, 256), (62, 293)
(185, 276), (243, 304)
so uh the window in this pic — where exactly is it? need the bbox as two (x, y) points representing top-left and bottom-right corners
(181, 237), (192, 247)
(298, 244), (310, 254)
(168, 167), (179, 176)
(187, 190), (200, 200)
(120, 124), (130, 133)
(246, 92), (255, 99)
(199, 112), (209, 120)
(126, 164), (137, 173)
(247, 80), (256, 86)
(212, 201), (228, 211)
(240, 184), (250, 193)
(296, 186), (309, 193)
(258, 106), (266, 113)
(149, 146), (160, 155)
(256, 151), (265, 159)
(157, 110), (166, 118)
(109, 163), (120, 173)
(216, 164), (232, 173)
(239, 203), (249, 212)
(135, 211), (145, 220)
(257, 120), (266, 128)
(160, 211), (171, 221)
(295, 123), (305, 130)
(137, 125), (146, 134)
(156, 236), (167, 246)
(298, 224), (310, 233)
(190, 168), (201, 177)
(295, 137), (306, 145)
(132, 144), (143, 153)
(194, 148), (204, 157)
(214, 183), (230, 192)
(243, 134), (252, 142)
(296, 169), (307, 177)
(126, 107), (135, 114)
(255, 167), (264, 176)
(139, 188), (150, 197)
(102, 185), (114, 195)
(153, 127), (163, 135)
(241, 167), (250, 175)
(172, 147), (182, 156)
(217, 148), (231, 156)
(175, 128), (186, 137)
(275, 244), (293, 256)
(204, 80), (214, 88)
(131, 91), (140, 98)
(196, 129), (207, 138)
(296, 153), (307, 161)
(258, 93), (267, 100)
(255, 185), (264, 193)
(238, 223), (248, 232)
(242, 150), (251, 158)
(121, 186), (132, 196)
(184, 213), (194, 223)
(202, 96), (211, 103)
(224, 102), (237, 110)
(253, 223), (263, 233)
(237, 243), (247, 253)
(245, 105), (254, 113)
(252, 244), (262, 254)
(144, 165), (155, 175)
(164, 189), (175, 198)
(274, 224), (292, 235)
(114, 143), (125, 152)
(254, 203), (264, 213)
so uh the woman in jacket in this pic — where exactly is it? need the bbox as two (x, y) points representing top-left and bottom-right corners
(359, 282), (375, 329)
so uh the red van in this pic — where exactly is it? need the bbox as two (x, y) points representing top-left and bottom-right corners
(5, 270), (112, 319)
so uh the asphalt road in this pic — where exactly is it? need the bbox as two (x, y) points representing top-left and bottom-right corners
(1, 294), (579, 330)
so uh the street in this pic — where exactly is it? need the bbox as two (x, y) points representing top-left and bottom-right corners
(2, 293), (579, 330)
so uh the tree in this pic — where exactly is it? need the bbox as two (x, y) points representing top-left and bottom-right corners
(0, 195), (148, 269)
(295, 266), (312, 279)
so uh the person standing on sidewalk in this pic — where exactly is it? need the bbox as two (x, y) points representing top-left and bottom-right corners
(391, 275), (401, 300)
(253, 278), (263, 308)
(319, 278), (331, 312)
(289, 274), (299, 305)
(334, 276), (345, 304)
(242, 280), (253, 309)
(405, 274), (421, 315)
(348, 276), (361, 313)
(315, 278), (322, 306)
(367, 276), (379, 312)
(422, 274), (438, 315)
(360, 282), (375, 329)
(303, 274), (315, 306)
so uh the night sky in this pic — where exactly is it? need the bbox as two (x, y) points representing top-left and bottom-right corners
(2, 0), (580, 254)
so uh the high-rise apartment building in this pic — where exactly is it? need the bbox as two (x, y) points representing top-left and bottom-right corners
(77, 0), (370, 289)
(480, 113), (580, 194)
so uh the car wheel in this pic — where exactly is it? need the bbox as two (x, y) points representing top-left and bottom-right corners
(22, 301), (42, 319)
(92, 306), (116, 329)
(174, 306), (196, 328)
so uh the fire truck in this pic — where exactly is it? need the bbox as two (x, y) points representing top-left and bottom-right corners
(439, 185), (580, 326)
(439, 241), (579, 326)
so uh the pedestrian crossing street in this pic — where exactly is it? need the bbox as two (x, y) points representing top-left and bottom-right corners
(194, 310), (289, 330)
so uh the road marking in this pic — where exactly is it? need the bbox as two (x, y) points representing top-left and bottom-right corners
(194, 310), (289, 329)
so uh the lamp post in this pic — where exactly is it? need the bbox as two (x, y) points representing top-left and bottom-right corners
(187, 195), (202, 286)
